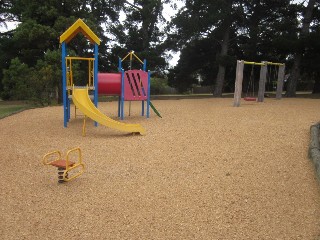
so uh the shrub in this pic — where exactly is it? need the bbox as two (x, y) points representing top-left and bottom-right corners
(150, 77), (176, 95)
(2, 58), (32, 100)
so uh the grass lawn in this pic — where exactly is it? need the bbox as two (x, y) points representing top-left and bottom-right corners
(0, 92), (319, 119)
(0, 101), (33, 119)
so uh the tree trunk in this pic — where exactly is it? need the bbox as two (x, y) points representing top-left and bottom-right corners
(56, 80), (63, 104)
(141, 0), (161, 50)
(312, 72), (320, 94)
(213, 27), (230, 97)
(213, 0), (232, 97)
(286, 54), (301, 97)
(247, 0), (261, 60)
(213, 64), (226, 97)
(285, 0), (316, 97)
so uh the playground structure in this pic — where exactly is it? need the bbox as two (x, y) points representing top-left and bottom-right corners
(60, 19), (99, 128)
(98, 50), (151, 120)
(59, 19), (160, 135)
(43, 147), (85, 183)
(233, 60), (285, 107)
(72, 86), (146, 136)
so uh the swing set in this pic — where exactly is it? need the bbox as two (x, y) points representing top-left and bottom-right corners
(266, 64), (279, 92)
(233, 60), (285, 107)
(243, 64), (258, 101)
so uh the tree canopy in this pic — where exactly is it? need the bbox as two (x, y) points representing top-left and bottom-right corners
(0, 0), (319, 103)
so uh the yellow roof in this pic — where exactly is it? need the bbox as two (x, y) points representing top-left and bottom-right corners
(59, 19), (100, 45)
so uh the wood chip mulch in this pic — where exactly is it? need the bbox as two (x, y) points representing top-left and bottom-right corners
(0, 98), (320, 239)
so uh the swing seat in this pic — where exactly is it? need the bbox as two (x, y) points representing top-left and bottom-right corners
(244, 97), (256, 101)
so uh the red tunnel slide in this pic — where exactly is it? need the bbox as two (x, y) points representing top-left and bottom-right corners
(98, 73), (122, 95)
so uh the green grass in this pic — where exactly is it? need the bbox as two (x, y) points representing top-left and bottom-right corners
(0, 91), (319, 119)
(0, 101), (32, 119)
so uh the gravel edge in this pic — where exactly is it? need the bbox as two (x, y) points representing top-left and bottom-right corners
(309, 123), (320, 183)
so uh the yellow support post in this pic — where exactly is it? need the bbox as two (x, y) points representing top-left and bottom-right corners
(121, 52), (131, 62)
(121, 51), (144, 65)
(65, 57), (95, 89)
(66, 58), (74, 89)
(82, 116), (87, 137)
(88, 59), (93, 88)
(132, 52), (144, 64)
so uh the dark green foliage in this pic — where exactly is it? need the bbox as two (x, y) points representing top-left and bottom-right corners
(301, 28), (320, 93)
(1, 0), (320, 101)
(168, 0), (243, 95)
(109, 0), (170, 73)
(13, 20), (56, 66)
(2, 54), (58, 105)
(168, 0), (319, 95)
(0, 0), (121, 102)
(170, 1), (248, 89)
(2, 58), (31, 100)
(150, 77), (172, 95)
(28, 60), (55, 105)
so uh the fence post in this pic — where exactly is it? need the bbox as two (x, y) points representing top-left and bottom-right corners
(233, 60), (244, 107)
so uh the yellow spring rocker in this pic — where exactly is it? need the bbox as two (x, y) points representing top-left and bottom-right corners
(43, 147), (85, 183)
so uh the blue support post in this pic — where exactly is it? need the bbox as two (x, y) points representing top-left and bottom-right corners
(147, 71), (151, 118)
(118, 57), (123, 118)
(142, 58), (147, 116)
(94, 44), (98, 126)
(120, 70), (125, 120)
(118, 57), (122, 72)
(143, 59), (147, 71)
(62, 42), (67, 127)
(118, 96), (121, 118)
(141, 101), (145, 116)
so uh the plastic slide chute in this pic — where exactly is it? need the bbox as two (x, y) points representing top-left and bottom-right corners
(72, 87), (146, 135)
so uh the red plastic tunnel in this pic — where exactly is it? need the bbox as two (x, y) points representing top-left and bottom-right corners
(98, 73), (122, 95)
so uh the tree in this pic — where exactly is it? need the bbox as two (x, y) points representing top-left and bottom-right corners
(169, 0), (305, 96)
(286, 0), (318, 97)
(239, 0), (295, 61)
(308, 16), (320, 93)
(108, 0), (169, 72)
(167, 37), (219, 93)
(29, 61), (55, 105)
(0, 0), (122, 102)
(2, 58), (31, 100)
(0, 0), (15, 28)
(168, 0), (244, 95)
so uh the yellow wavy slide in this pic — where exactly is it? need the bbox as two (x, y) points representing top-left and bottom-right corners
(72, 88), (146, 135)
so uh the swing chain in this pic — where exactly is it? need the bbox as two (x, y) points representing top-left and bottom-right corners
(246, 64), (255, 97)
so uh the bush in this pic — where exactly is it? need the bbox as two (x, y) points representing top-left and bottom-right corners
(1, 57), (57, 105)
(150, 77), (178, 95)
(2, 58), (32, 100)
(28, 60), (55, 106)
